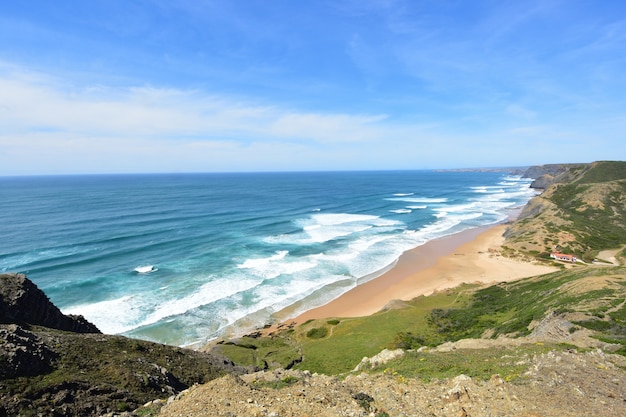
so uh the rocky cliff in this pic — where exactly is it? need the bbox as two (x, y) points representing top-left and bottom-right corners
(159, 350), (626, 417)
(3, 161), (626, 417)
(0, 273), (100, 333)
(523, 163), (587, 189)
(0, 273), (248, 417)
(506, 161), (626, 261)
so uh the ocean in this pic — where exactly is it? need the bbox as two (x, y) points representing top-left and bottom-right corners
(0, 170), (535, 347)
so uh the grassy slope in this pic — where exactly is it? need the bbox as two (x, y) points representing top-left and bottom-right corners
(212, 161), (626, 377)
(505, 161), (626, 262)
(1, 328), (244, 416)
(213, 267), (626, 375)
(6, 161), (625, 415)
(213, 287), (473, 374)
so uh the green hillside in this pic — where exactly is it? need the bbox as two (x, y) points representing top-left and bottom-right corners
(212, 265), (626, 375)
(4, 161), (626, 416)
(212, 161), (626, 377)
(505, 161), (626, 262)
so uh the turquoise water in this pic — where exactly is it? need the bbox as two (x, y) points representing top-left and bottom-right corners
(0, 170), (535, 346)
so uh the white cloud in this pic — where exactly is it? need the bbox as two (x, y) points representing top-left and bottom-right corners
(0, 76), (260, 137)
(270, 113), (388, 143)
(0, 66), (392, 141)
(0, 66), (402, 174)
(0, 59), (623, 176)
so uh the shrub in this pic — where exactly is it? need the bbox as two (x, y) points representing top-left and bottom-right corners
(306, 327), (328, 339)
(391, 332), (425, 350)
(352, 392), (374, 411)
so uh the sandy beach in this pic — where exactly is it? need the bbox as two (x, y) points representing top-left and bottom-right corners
(287, 224), (557, 324)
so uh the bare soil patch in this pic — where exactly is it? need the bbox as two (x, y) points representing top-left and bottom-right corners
(158, 348), (626, 417)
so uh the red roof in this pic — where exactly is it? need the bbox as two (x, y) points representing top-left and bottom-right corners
(551, 252), (575, 260)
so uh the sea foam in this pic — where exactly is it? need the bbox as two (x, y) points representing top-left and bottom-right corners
(2, 171), (535, 347)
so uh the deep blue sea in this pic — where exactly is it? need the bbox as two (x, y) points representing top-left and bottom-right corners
(0, 170), (535, 347)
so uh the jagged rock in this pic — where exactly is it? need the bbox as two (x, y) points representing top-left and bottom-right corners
(528, 311), (574, 340)
(239, 368), (312, 384)
(0, 273), (252, 416)
(0, 324), (57, 378)
(160, 350), (626, 417)
(353, 348), (405, 371)
(445, 375), (473, 403)
(523, 163), (587, 189)
(0, 273), (100, 333)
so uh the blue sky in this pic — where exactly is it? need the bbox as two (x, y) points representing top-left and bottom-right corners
(1, 0), (625, 175)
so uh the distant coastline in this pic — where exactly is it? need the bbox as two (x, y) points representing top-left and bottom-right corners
(237, 207), (555, 344)
(1, 170), (536, 347)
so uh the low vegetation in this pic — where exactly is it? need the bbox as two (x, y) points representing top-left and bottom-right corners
(386, 344), (557, 382)
(505, 161), (626, 262)
(1, 328), (243, 416)
(212, 266), (626, 375)
(429, 267), (625, 339)
(5, 161), (626, 416)
(213, 162), (626, 377)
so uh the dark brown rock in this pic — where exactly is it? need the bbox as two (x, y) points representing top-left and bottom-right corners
(0, 324), (57, 378)
(0, 273), (248, 417)
(0, 273), (100, 333)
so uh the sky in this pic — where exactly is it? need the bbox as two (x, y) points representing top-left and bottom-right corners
(1, 0), (626, 175)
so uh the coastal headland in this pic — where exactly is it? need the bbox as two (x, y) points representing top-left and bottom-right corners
(4, 161), (626, 417)
(256, 162), (624, 332)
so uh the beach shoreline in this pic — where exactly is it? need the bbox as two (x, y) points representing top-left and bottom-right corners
(266, 222), (557, 330)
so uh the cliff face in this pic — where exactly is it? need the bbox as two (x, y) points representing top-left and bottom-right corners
(523, 163), (587, 189)
(0, 273), (248, 417)
(0, 273), (100, 333)
(506, 161), (626, 262)
(523, 163), (576, 179)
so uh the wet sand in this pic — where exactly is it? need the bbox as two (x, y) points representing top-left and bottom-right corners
(288, 224), (557, 324)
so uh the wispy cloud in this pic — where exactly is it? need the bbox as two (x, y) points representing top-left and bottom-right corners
(0, 65), (386, 142)
(1, 1), (625, 174)
(0, 66), (403, 174)
(0, 58), (622, 175)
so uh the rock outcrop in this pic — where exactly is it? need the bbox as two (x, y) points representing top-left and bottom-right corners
(0, 273), (100, 333)
(0, 272), (249, 417)
(353, 348), (405, 371)
(523, 163), (587, 189)
(159, 349), (626, 417)
(0, 324), (57, 379)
